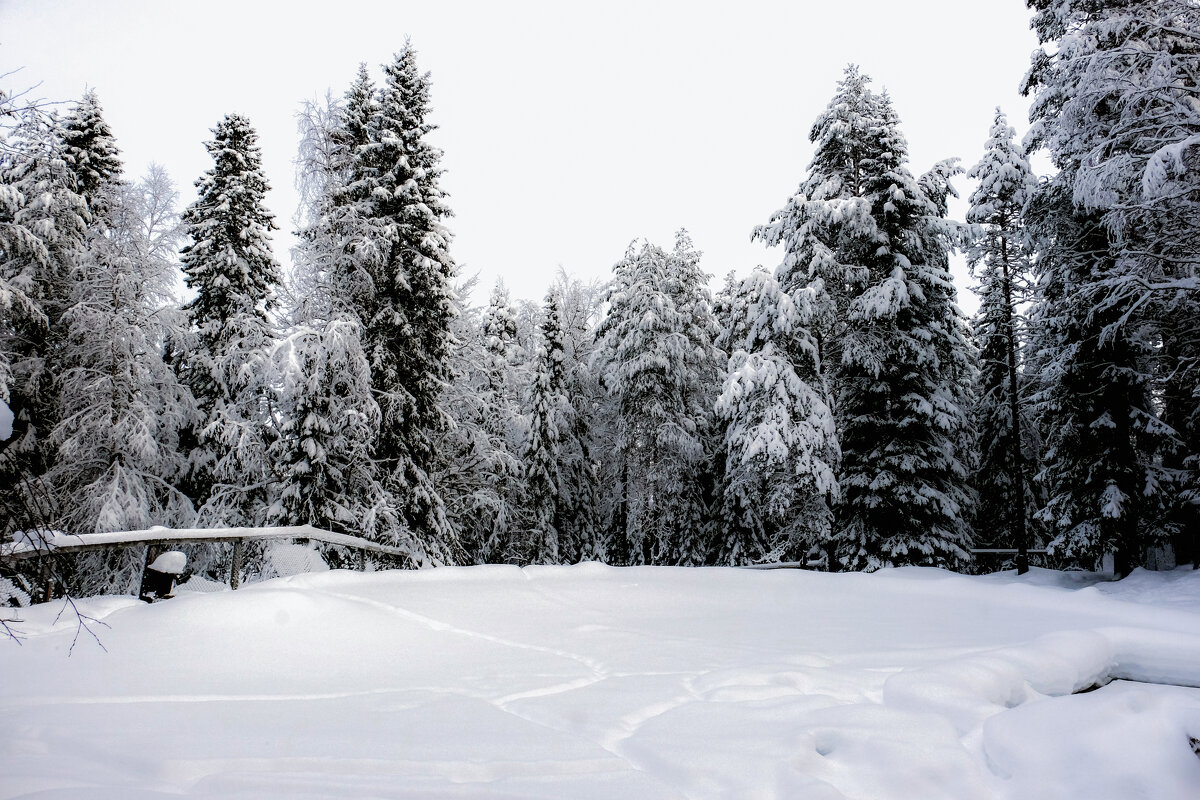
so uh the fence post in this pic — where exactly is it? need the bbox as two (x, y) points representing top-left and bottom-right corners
(230, 539), (245, 590)
(39, 557), (53, 603)
(137, 544), (159, 601)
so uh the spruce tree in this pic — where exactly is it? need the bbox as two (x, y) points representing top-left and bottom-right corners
(61, 90), (123, 220)
(346, 46), (461, 564)
(1022, 0), (1189, 573)
(1025, 185), (1163, 574)
(965, 109), (1039, 571)
(715, 267), (838, 565)
(523, 290), (568, 565)
(661, 231), (722, 565)
(0, 106), (88, 525)
(594, 235), (718, 565)
(550, 272), (605, 564)
(282, 87), (409, 553)
(321, 64), (378, 320)
(757, 66), (975, 571)
(475, 281), (524, 562)
(267, 318), (386, 537)
(179, 113), (280, 525)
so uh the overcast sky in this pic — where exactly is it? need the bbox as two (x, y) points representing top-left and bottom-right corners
(3, 1), (1043, 313)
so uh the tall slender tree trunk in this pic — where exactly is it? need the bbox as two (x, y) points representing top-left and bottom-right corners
(1000, 236), (1029, 575)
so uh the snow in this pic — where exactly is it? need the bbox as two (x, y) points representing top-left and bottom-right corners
(2, 564), (1199, 799)
(0, 525), (409, 559)
(0, 398), (12, 441)
(147, 550), (187, 575)
(262, 542), (329, 578)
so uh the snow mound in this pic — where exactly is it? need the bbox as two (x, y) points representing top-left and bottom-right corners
(261, 541), (329, 579)
(147, 551), (187, 574)
(175, 575), (228, 594)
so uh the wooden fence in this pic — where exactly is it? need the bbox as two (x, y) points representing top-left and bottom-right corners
(0, 525), (413, 600)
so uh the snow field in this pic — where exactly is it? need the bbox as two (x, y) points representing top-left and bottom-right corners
(1, 564), (1199, 799)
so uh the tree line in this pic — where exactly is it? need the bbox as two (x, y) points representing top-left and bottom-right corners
(2, 1), (1197, 596)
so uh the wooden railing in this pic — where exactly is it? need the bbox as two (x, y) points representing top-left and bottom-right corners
(0, 525), (413, 598)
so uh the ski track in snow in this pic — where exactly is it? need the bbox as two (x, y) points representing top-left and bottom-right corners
(304, 584), (708, 794)
(3, 566), (1200, 799)
(304, 584), (612, 680)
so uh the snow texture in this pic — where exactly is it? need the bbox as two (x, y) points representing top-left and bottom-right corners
(0, 525), (409, 559)
(2, 564), (1199, 799)
(0, 397), (11, 441)
(147, 550), (187, 575)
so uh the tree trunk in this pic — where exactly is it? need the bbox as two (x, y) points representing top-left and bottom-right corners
(1000, 237), (1029, 575)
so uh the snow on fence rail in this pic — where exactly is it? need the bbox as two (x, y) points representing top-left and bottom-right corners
(970, 548), (1050, 555)
(0, 525), (412, 598)
(0, 525), (411, 561)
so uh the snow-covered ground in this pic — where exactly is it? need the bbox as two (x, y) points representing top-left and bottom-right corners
(2, 564), (1199, 799)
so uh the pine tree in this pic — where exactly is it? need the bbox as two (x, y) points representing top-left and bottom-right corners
(267, 318), (387, 537)
(965, 109), (1039, 571)
(49, 167), (194, 538)
(0, 106), (88, 525)
(285, 80), (412, 558)
(474, 281), (524, 561)
(1025, 185), (1164, 574)
(715, 267), (838, 565)
(179, 113), (280, 525)
(661, 231), (722, 565)
(432, 279), (525, 565)
(757, 66), (975, 571)
(550, 271), (605, 564)
(523, 290), (568, 565)
(61, 90), (123, 221)
(345, 46), (461, 564)
(319, 63), (378, 321)
(594, 235), (718, 565)
(1022, 0), (1192, 573)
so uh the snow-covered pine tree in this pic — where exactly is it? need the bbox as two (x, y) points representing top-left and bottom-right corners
(472, 281), (525, 562)
(1022, 0), (1190, 573)
(594, 243), (660, 565)
(61, 90), (123, 220)
(275, 87), (411, 557)
(483, 283), (520, 388)
(715, 266), (838, 565)
(49, 165), (194, 540)
(431, 279), (525, 565)
(661, 231), (722, 565)
(548, 271), (605, 564)
(350, 46), (461, 564)
(523, 290), (569, 565)
(757, 66), (975, 571)
(1024, 185), (1164, 575)
(338, 63), (376, 168)
(594, 235), (718, 565)
(267, 318), (388, 538)
(179, 113), (281, 526)
(0, 105), (88, 526)
(965, 109), (1040, 570)
(837, 90), (975, 571)
(291, 66), (377, 322)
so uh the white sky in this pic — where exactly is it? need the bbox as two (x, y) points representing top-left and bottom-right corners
(2, 1), (1043, 314)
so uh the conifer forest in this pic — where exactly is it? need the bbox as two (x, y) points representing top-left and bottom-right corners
(2, 0), (1199, 596)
